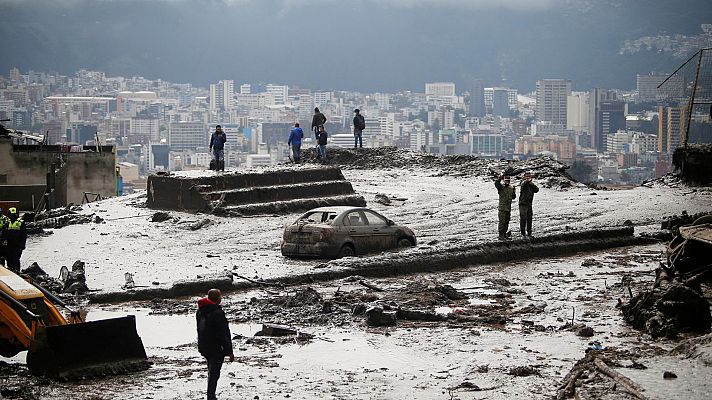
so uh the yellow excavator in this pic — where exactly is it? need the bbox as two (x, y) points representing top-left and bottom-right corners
(0, 266), (149, 379)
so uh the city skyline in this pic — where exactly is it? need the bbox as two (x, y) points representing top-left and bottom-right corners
(1, 0), (711, 92)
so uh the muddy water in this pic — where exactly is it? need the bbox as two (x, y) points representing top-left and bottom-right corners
(5, 245), (682, 399)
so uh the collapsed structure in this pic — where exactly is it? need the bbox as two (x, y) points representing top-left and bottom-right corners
(146, 166), (366, 216)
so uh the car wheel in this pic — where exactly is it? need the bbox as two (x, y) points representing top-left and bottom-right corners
(338, 244), (355, 258)
(398, 238), (414, 247)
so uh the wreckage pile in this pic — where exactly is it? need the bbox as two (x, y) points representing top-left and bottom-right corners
(200, 277), (512, 330)
(300, 147), (579, 187)
(26, 205), (101, 234)
(620, 212), (712, 338)
(20, 260), (90, 296)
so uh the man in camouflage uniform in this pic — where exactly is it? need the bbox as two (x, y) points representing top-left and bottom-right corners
(518, 172), (539, 237)
(494, 174), (516, 240)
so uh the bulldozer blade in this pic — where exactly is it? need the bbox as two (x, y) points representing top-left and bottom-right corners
(26, 315), (149, 379)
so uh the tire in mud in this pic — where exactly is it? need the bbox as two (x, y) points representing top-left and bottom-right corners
(338, 244), (355, 258)
(398, 238), (414, 247)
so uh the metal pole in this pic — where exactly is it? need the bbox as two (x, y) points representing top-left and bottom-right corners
(684, 49), (705, 149)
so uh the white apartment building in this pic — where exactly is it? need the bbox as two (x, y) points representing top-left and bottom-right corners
(168, 121), (206, 151)
(240, 84), (251, 95)
(535, 79), (571, 126)
(266, 84), (288, 105)
(313, 91), (332, 106)
(567, 91), (590, 133)
(484, 88), (518, 110)
(130, 117), (160, 143)
(209, 80), (234, 110)
(425, 82), (456, 97)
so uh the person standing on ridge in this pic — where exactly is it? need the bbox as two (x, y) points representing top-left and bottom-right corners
(209, 125), (227, 171)
(518, 171), (539, 237)
(353, 108), (365, 148)
(287, 122), (304, 164)
(317, 125), (328, 163)
(494, 174), (516, 240)
(311, 107), (327, 140)
(196, 288), (234, 400)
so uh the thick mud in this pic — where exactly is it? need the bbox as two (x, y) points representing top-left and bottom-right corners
(7, 154), (712, 398)
(3, 245), (711, 399)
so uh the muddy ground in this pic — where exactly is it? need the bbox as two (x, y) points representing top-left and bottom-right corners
(3, 150), (712, 399)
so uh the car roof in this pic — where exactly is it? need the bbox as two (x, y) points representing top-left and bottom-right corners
(303, 206), (369, 214)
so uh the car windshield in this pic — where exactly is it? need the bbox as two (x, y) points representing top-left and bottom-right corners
(296, 211), (339, 225)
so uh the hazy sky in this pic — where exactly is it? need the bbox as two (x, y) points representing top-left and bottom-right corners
(1, 0), (710, 92)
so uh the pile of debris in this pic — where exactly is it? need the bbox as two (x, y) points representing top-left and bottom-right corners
(620, 213), (712, 338)
(299, 147), (579, 187)
(26, 205), (100, 233)
(20, 260), (90, 296)
(227, 278), (510, 329)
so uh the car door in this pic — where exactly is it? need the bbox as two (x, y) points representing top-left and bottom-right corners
(360, 210), (396, 251)
(341, 211), (372, 254)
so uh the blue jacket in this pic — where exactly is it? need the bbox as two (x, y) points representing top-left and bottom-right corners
(288, 127), (304, 146)
(210, 132), (226, 150)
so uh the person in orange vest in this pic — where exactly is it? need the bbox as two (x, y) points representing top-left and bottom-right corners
(3, 207), (26, 272)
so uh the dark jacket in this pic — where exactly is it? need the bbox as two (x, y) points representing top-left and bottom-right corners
(494, 180), (516, 212)
(210, 132), (227, 151)
(288, 127), (304, 146)
(196, 298), (233, 358)
(4, 216), (26, 250)
(311, 112), (327, 130)
(353, 114), (365, 131)
(318, 130), (328, 146)
(519, 181), (539, 206)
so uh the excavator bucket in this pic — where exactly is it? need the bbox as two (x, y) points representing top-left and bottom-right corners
(26, 315), (149, 379)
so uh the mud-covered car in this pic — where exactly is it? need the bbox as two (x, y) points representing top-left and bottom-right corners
(281, 206), (416, 258)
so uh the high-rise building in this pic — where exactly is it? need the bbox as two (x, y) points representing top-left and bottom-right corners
(536, 79), (571, 126)
(469, 80), (485, 118)
(657, 105), (669, 153)
(209, 80), (234, 111)
(596, 100), (626, 152)
(240, 84), (251, 95)
(665, 105), (687, 153)
(492, 88), (510, 117)
(589, 88), (625, 151)
(425, 82), (456, 97)
(130, 117), (160, 144)
(168, 121), (206, 151)
(636, 73), (667, 102)
(567, 92), (589, 133)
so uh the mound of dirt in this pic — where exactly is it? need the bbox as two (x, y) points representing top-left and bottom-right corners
(299, 147), (579, 187)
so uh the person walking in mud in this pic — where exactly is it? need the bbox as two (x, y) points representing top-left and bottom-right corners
(518, 172), (539, 237)
(311, 107), (327, 140)
(288, 122), (304, 163)
(494, 174), (516, 240)
(196, 288), (234, 400)
(209, 125), (227, 171)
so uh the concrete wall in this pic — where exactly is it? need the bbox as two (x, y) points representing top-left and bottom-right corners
(0, 138), (116, 208)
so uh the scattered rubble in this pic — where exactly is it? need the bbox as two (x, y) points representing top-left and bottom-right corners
(299, 147), (580, 188)
(150, 211), (171, 222)
(619, 213), (712, 339)
(20, 260), (89, 295)
(25, 205), (103, 233)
